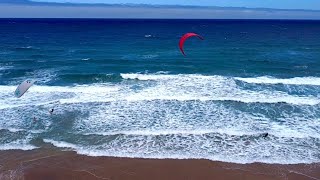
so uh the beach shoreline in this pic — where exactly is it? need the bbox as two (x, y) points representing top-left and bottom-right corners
(0, 148), (319, 180)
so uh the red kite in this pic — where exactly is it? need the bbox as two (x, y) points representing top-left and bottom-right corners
(179, 33), (204, 56)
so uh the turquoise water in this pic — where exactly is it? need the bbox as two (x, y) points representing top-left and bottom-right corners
(0, 19), (320, 164)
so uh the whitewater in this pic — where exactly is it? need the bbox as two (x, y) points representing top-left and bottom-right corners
(0, 73), (319, 164)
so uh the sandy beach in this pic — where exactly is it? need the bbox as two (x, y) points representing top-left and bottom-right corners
(0, 148), (319, 180)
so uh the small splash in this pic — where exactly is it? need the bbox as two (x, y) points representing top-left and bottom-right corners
(294, 65), (308, 69)
(142, 54), (158, 59)
(155, 71), (170, 74)
(121, 54), (158, 61)
(0, 66), (13, 71)
(14, 46), (36, 51)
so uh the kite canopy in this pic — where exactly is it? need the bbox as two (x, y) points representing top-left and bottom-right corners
(179, 33), (204, 56)
(14, 80), (36, 98)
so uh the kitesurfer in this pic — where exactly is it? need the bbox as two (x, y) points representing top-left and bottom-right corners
(49, 108), (54, 115)
(263, 133), (268, 138)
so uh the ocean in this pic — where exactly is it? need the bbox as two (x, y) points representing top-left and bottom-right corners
(0, 19), (320, 164)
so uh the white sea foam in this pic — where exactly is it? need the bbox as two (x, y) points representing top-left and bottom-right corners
(83, 129), (261, 137)
(0, 144), (36, 151)
(1, 74), (320, 110)
(0, 139), (37, 151)
(2, 128), (24, 133)
(42, 133), (319, 164)
(43, 139), (78, 149)
(235, 76), (320, 86)
(1, 73), (320, 164)
(120, 74), (320, 105)
(83, 128), (320, 139)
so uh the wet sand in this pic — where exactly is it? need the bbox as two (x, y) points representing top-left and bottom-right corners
(0, 148), (319, 180)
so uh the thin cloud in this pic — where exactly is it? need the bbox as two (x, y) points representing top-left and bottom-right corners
(0, 4), (320, 19)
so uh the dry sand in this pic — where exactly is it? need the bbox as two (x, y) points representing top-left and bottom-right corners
(0, 148), (319, 180)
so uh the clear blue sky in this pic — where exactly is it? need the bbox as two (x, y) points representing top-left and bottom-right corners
(31, 0), (320, 10)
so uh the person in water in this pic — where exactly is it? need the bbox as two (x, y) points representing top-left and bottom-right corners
(263, 133), (268, 138)
(49, 108), (54, 115)
(33, 117), (37, 122)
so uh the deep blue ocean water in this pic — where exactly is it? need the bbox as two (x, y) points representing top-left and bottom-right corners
(0, 19), (320, 164)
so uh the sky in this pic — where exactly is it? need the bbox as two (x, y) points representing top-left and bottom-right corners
(30, 0), (320, 10)
(1, 0), (320, 19)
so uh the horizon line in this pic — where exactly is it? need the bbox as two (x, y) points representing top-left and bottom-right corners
(1, 18), (320, 21)
(2, 1), (320, 12)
